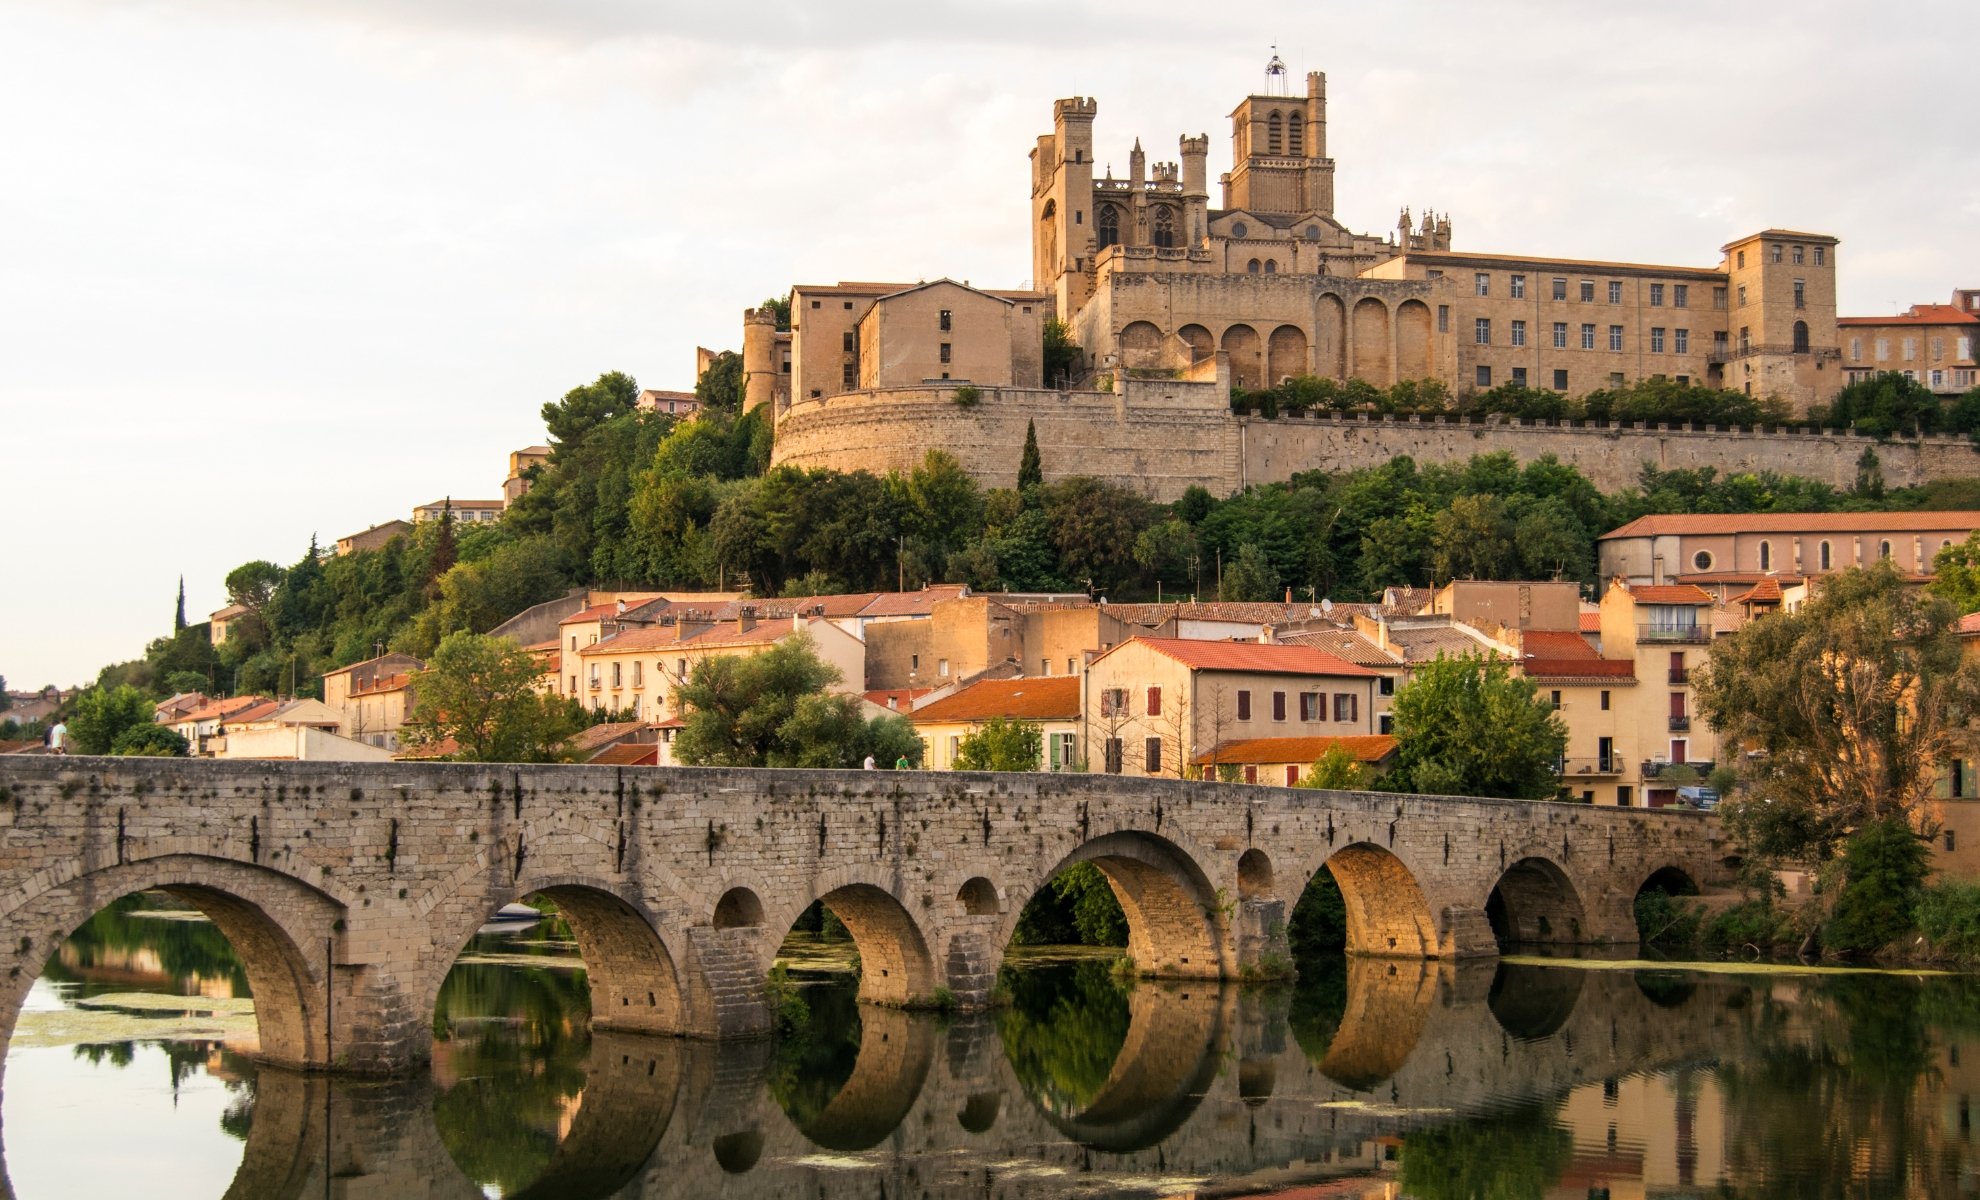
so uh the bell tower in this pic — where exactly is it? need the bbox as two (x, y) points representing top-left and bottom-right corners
(1224, 56), (1336, 217)
(1032, 96), (1098, 312)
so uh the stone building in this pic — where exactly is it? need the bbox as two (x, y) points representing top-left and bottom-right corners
(1597, 510), (1980, 587)
(1839, 295), (1980, 394)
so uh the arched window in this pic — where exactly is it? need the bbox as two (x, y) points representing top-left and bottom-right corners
(1880, 540), (1893, 560)
(1759, 541), (1772, 572)
(1793, 320), (1810, 354)
(1288, 115), (1303, 155)
(1819, 541), (1832, 570)
(1263, 259), (1277, 274)
(1267, 112), (1283, 154)
(1097, 205), (1120, 250)
(1247, 258), (1261, 274)
(1152, 206), (1175, 249)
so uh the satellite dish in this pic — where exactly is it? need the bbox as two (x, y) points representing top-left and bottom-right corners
(1321, 598), (1334, 614)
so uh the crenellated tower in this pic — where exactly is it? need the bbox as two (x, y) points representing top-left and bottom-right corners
(1031, 97), (1098, 313)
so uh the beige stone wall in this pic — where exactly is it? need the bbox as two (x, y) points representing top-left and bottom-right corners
(775, 383), (1980, 502)
(861, 284), (1036, 390)
(1599, 521), (1978, 584)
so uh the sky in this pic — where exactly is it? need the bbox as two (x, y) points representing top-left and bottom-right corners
(2, 0), (1976, 690)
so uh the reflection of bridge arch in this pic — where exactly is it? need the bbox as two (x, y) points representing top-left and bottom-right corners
(1003, 830), (1227, 979)
(1318, 957), (1437, 1090)
(1035, 982), (1228, 1152)
(785, 1005), (937, 1151)
(1487, 960), (1586, 1041)
(504, 1032), (683, 1200)
(0, 854), (342, 1079)
(420, 874), (685, 1040)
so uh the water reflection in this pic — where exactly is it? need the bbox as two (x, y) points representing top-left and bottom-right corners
(16, 901), (1980, 1197)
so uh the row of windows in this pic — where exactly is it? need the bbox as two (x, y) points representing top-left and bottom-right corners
(1096, 204), (1178, 251)
(1735, 243), (1827, 269)
(1849, 335), (1977, 364)
(1475, 320), (1692, 353)
(1263, 110), (1304, 156)
(1469, 273), (1704, 309)
(1098, 686), (1367, 721)
(1475, 366), (1642, 390)
(1845, 367), (1980, 390)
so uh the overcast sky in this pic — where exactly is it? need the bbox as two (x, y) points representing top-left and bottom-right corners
(3, 0), (1975, 690)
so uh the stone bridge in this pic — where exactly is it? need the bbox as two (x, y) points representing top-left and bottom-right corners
(0, 758), (1729, 1075)
(0, 960), (1753, 1200)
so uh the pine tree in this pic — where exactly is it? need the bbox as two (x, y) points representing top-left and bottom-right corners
(174, 576), (187, 631)
(429, 498), (459, 585)
(1017, 419), (1043, 494)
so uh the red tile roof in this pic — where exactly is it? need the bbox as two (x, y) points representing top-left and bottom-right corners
(559, 602), (624, 626)
(1838, 305), (1980, 328)
(177, 694), (272, 723)
(864, 688), (935, 711)
(568, 721), (649, 753)
(1521, 630), (1598, 660)
(911, 677), (1081, 723)
(1578, 611), (1602, 634)
(1114, 636), (1376, 677)
(587, 743), (658, 766)
(1192, 735), (1398, 767)
(1275, 627), (1402, 668)
(1604, 512), (1980, 538)
(1522, 659), (1636, 680)
(856, 585), (968, 617)
(1626, 585), (1716, 605)
(1732, 577), (1785, 605)
(1959, 612), (1980, 636)
(348, 673), (415, 699)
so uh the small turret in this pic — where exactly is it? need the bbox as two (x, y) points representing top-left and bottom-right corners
(741, 305), (780, 413)
(1179, 134), (1209, 197)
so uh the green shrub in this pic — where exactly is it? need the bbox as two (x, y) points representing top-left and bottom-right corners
(1704, 898), (1803, 951)
(1635, 891), (1703, 949)
(1826, 817), (1930, 954)
(1917, 879), (1980, 960)
(952, 385), (982, 410)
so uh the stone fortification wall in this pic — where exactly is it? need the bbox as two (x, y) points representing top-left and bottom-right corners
(774, 386), (1980, 499)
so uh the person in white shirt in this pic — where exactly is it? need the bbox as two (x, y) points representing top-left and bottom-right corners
(863, 754), (876, 770)
(47, 720), (67, 755)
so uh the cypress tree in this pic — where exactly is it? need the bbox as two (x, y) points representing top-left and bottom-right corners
(1017, 419), (1043, 494)
(174, 576), (187, 631)
(429, 498), (459, 584)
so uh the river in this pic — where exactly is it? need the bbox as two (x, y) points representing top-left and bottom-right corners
(5, 893), (1979, 1198)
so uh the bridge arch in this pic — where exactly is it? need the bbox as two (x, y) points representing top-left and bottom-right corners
(764, 869), (942, 1008)
(0, 854), (342, 1076)
(1307, 842), (1438, 957)
(1004, 829), (1228, 979)
(1486, 855), (1587, 946)
(420, 873), (686, 1042)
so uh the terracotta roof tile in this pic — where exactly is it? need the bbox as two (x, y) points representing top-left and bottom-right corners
(178, 694), (272, 723)
(1274, 627), (1403, 668)
(559, 602), (624, 626)
(1838, 305), (1980, 328)
(1603, 512), (1980, 538)
(1731, 577), (1785, 604)
(568, 721), (649, 752)
(1521, 630), (1599, 660)
(1113, 636), (1376, 677)
(1522, 659), (1636, 680)
(857, 585), (968, 617)
(864, 688), (935, 711)
(1627, 584), (1716, 605)
(348, 673), (415, 698)
(910, 677), (1081, 723)
(587, 743), (658, 766)
(1579, 611), (1602, 633)
(1959, 612), (1980, 636)
(1193, 735), (1398, 766)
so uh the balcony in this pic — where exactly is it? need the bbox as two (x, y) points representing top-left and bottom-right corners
(1669, 714), (1692, 732)
(1638, 622), (1711, 645)
(1557, 756), (1622, 777)
(1668, 667), (1689, 685)
(588, 678), (601, 691)
(1642, 759), (1714, 780)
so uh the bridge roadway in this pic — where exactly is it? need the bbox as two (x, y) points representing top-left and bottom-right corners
(0, 757), (1728, 1075)
(0, 960), (1750, 1200)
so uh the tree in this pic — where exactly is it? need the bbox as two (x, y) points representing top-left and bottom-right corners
(68, 685), (158, 755)
(541, 370), (640, 445)
(1296, 742), (1371, 790)
(0, 677), (10, 713)
(1042, 318), (1080, 385)
(694, 351), (745, 413)
(1825, 816), (1931, 954)
(759, 294), (791, 332)
(1430, 494), (1515, 582)
(175, 576), (187, 631)
(1384, 653), (1566, 799)
(428, 499), (458, 586)
(1697, 562), (1980, 861)
(1220, 541), (1280, 602)
(672, 636), (918, 769)
(1931, 531), (1980, 614)
(402, 631), (585, 763)
(110, 723), (189, 757)
(1017, 420), (1044, 494)
(953, 717), (1043, 771)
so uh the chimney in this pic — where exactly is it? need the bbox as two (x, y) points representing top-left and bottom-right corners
(676, 609), (712, 640)
(736, 605), (756, 633)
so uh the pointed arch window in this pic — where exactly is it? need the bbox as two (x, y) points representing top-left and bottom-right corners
(1152, 207), (1175, 249)
(1097, 205), (1121, 250)
(1267, 111), (1283, 155)
(1288, 114), (1303, 155)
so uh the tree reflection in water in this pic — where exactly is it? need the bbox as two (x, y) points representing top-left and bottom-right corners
(995, 956), (1132, 1114)
(765, 974), (863, 1127)
(43, 892), (252, 999)
(1397, 1103), (1574, 1199)
(430, 925), (593, 1194)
